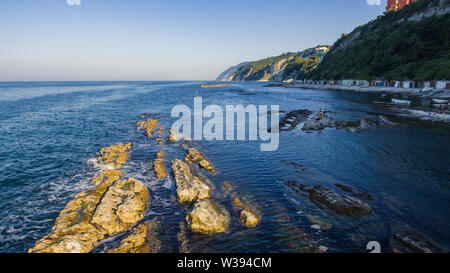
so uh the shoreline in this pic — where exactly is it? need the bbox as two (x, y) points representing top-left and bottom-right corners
(264, 83), (450, 99)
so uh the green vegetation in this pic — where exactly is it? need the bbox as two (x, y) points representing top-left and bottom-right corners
(310, 0), (450, 81)
(230, 49), (322, 81)
(284, 56), (320, 79)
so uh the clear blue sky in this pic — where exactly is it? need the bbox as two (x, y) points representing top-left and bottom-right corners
(0, 0), (386, 81)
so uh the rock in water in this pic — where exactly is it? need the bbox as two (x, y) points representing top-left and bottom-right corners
(168, 129), (177, 142)
(184, 148), (216, 173)
(389, 225), (446, 253)
(172, 159), (210, 203)
(279, 109), (313, 131)
(90, 178), (149, 235)
(92, 169), (123, 186)
(287, 181), (372, 217)
(240, 207), (261, 228)
(29, 177), (149, 253)
(335, 183), (373, 201)
(232, 197), (244, 208)
(108, 218), (161, 253)
(302, 116), (337, 131)
(95, 143), (133, 169)
(153, 150), (167, 178)
(29, 143), (150, 253)
(223, 181), (233, 192)
(186, 200), (229, 235)
(137, 118), (158, 137)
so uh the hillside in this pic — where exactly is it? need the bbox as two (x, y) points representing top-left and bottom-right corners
(217, 0), (450, 82)
(216, 46), (330, 82)
(310, 0), (450, 81)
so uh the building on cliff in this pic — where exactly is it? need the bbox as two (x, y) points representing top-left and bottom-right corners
(386, 0), (420, 11)
(315, 46), (329, 63)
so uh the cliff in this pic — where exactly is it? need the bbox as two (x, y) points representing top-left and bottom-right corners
(218, 0), (450, 82)
(217, 46), (330, 82)
(310, 0), (450, 81)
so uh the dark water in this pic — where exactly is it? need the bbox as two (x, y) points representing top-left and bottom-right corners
(0, 81), (449, 253)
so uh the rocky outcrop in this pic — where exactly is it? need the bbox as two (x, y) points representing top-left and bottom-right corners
(90, 178), (149, 235)
(154, 150), (167, 179)
(168, 129), (177, 142)
(301, 114), (396, 132)
(29, 176), (149, 253)
(92, 169), (123, 186)
(240, 207), (261, 228)
(184, 148), (216, 173)
(186, 200), (230, 235)
(29, 144), (151, 253)
(230, 194), (261, 228)
(94, 143), (133, 169)
(156, 126), (165, 145)
(172, 159), (210, 203)
(223, 182), (233, 192)
(137, 118), (158, 137)
(302, 116), (338, 131)
(108, 218), (161, 253)
(279, 109), (313, 131)
(286, 181), (372, 217)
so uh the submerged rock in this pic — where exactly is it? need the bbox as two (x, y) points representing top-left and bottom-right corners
(108, 218), (161, 253)
(172, 159), (210, 203)
(286, 181), (372, 217)
(335, 183), (373, 201)
(232, 197), (244, 208)
(389, 225), (445, 253)
(240, 207), (261, 228)
(137, 119), (158, 137)
(153, 150), (167, 179)
(305, 215), (332, 231)
(184, 148), (216, 173)
(95, 143), (133, 169)
(186, 200), (229, 235)
(346, 115), (397, 132)
(223, 182), (233, 192)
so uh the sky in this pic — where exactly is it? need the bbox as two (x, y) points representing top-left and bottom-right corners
(0, 0), (386, 81)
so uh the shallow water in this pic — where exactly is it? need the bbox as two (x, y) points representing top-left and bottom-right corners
(0, 81), (449, 253)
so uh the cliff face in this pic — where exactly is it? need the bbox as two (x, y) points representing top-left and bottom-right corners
(217, 46), (330, 82)
(216, 62), (249, 81)
(310, 0), (450, 81)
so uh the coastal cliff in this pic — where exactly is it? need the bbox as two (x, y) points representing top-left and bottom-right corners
(310, 0), (450, 81)
(216, 46), (330, 82)
(217, 0), (450, 82)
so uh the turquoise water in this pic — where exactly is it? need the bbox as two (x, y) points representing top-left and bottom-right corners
(0, 81), (448, 253)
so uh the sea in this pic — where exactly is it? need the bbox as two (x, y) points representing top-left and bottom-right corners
(0, 81), (448, 253)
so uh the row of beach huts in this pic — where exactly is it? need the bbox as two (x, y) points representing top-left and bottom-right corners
(297, 79), (450, 90)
